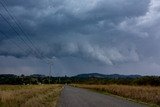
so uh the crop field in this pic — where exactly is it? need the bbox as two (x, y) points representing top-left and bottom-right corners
(74, 84), (160, 106)
(0, 85), (62, 107)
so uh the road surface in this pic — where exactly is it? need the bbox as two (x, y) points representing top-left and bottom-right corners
(58, 85), (148, 107)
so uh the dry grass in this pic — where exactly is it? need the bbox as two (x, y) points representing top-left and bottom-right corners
(0, 85), (62, 107)
(74, 84), (160, 106)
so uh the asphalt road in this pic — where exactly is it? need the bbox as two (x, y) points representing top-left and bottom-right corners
(58, 85), (148, 107)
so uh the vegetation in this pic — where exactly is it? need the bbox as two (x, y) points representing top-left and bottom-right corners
(70, 76), (160, 86)
(74, 84), (160, 106)
(0, 74), (160, 106)
(0, 74), (160, 86)
(0, 85), (62, 107)
(0, 74), (70, 85)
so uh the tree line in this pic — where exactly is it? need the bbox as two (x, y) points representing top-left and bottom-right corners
(0, 74), (160, 86)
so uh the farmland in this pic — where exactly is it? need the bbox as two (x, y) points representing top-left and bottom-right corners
(0, 74), (160, 107)
(0, 85), (62, 107)
(0, 84), (159, 107)
(74, 84), (160, 106)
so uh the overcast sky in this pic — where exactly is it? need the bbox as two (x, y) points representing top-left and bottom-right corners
(0, 0), (160, 76)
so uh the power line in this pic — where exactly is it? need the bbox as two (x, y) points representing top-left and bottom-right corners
(1, 0), (48, 60)
(0, 13), (49, 63)
(0, 0), (43, 58)
(2, 13), (50, 62)
(0, 0), (49, 63)
(0, 0), (53, 67)
(0, 30), (28, 55)
(0, 13), (32, 51)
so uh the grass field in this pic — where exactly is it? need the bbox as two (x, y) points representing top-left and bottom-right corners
(0, 85), (62, 107)
(74, 84), (160, 106)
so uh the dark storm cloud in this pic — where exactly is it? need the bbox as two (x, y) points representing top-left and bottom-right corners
(0, 0), (160, 75)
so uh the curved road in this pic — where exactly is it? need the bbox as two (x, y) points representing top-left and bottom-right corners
(58, 85), (148, 107)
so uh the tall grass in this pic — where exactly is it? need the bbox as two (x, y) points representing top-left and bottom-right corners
(0, 85), (62, 107)
(75, 84), (160, 106)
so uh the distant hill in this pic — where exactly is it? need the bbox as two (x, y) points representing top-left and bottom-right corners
(30, 74), (46, 78)
(0, 74), (17, 77)
(73, 73), (141, 79)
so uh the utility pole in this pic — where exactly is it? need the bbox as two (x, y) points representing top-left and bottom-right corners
(48, 56), (56, 84)
(49, 63), (51, 84)
(48, 62), (53, 84)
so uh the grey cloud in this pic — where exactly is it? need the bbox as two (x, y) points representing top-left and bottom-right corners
(0, 0), (160, 75)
